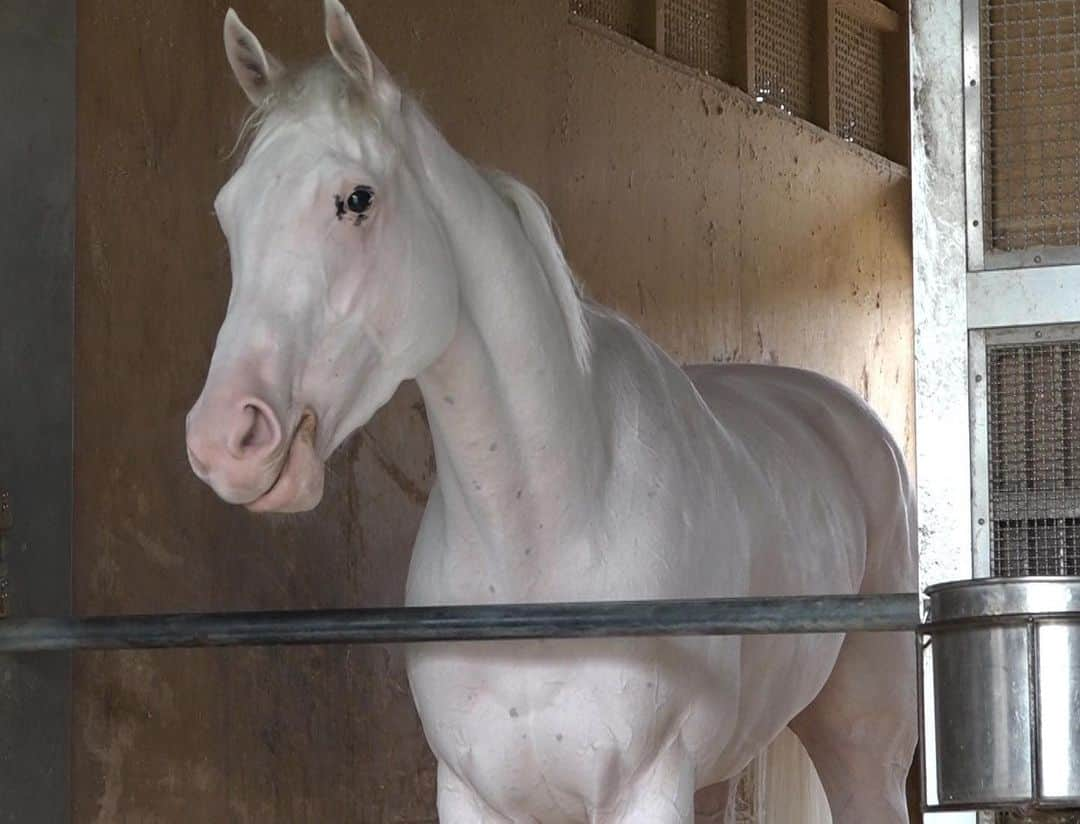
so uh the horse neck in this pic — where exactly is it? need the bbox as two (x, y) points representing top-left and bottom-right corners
(404, 104), (604, 551)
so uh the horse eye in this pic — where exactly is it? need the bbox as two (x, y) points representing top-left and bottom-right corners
(346, 186), (374, 215)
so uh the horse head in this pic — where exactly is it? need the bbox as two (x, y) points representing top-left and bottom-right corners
(186, 1), (459, 512)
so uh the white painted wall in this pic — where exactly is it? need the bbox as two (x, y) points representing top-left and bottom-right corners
(910, 0), (976, 821)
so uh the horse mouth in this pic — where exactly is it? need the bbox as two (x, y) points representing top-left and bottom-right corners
(246, 411), (324, 513)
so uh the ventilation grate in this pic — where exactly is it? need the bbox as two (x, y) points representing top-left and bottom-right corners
(980, 0), (1080, 255)
(987, 339), (1080, 577)
(570, 0), (640, 38)
(752, 0), (814, 119)
(833, 9), (886, 154)
(999, 811), (1080, 824)
(665, 0), (732, 80)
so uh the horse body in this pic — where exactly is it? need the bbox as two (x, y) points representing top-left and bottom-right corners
(406, 300), (912, 822)
(186, 4), (916, 821)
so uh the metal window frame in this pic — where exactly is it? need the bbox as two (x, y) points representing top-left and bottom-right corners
(962, 5), (1080, 815)
(962, 0), (1080, 275)
(969, 323), (1080, 584)
(970, 328), (992, 578)
(968, 265), (1080, 330)
(962, 0), (985, 272)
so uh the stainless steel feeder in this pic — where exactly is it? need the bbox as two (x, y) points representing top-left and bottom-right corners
(920, 577), (1080, 813)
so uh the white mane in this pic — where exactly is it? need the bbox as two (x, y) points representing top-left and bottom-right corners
(483, 171), (592, 373)
(232, 59), (390, 169)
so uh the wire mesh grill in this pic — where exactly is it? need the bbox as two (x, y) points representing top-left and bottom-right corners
(980, 0), (1080, 255)
(998, 812), (1080, 823)
(987, 339), (1080, 577)
(752, 0), (813, 118)
(833, 9), (886, 154)
(570, 0), (640, 38)
(664, 0), (732, 80)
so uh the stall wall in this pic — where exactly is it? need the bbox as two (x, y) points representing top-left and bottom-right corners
(73, 1), (913, 821)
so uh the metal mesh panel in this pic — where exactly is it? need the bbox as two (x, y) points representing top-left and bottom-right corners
(999, 812), (1080, 823)
(752, 0), (813, 118)
(570, 0), (640, 38)
(980, 0), (1080, 254)
(833, 10), (886, 154)
(987, 339), (1080, 577)
(664, 0), (732, 80)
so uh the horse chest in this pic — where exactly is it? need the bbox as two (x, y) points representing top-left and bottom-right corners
(406, 636), (731, 814)
(406, 473), (746, 610)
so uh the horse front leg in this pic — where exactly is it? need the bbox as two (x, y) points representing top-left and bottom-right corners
(436, 761), (511, 824)
(606, 744), (696, 824)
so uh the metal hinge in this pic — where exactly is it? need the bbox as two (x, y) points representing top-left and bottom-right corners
(0, 488), (10, 618)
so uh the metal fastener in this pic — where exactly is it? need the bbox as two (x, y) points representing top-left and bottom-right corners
(0, 488), (10, 619)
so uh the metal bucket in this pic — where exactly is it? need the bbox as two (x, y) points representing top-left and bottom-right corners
(922, 577), (1080, 812)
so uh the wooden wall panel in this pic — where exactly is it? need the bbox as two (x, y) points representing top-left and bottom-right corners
(554, 26), (913, 459)
(74, 3), (441, 821)
(74, 2), (912, 821)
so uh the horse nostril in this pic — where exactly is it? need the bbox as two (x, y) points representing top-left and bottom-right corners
(228, 399), (282, 459)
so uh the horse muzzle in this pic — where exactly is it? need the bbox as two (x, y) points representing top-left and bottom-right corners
(186, 391), (325, 513)
(244, 412), (325, 513)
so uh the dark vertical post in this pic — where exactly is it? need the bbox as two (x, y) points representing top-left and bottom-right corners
(882, 0), (911, 165)
(732, 0), (756, 95)
(640, 0), (667, 55)
(812, 0), (838, 134)
(0, 1), (75, 821)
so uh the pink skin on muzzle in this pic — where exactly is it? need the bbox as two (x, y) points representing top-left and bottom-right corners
(185, 389), (324, 513)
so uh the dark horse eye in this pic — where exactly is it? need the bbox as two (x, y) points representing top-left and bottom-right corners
(346, 185), (374, 216)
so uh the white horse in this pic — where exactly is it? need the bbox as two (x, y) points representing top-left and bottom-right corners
(185, 3), (916, 821)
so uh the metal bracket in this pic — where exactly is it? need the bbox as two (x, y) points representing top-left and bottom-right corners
(0, 488), (11, 618)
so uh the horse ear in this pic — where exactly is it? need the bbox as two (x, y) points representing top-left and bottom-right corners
(224, 8), (284, 106)
(324, 0), (399, 109)
(324, 0), (375, 87)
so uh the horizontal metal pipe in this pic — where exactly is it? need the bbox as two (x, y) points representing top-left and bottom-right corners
(0, 594), (921, 653)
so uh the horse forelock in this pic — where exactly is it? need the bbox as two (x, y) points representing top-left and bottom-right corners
(229, 58), (395, 170)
